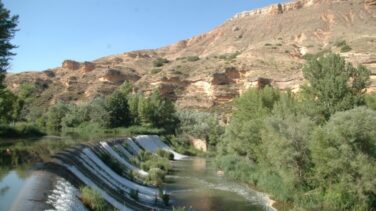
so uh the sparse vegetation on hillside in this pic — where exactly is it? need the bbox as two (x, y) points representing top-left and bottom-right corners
(217, 51), (240, 60)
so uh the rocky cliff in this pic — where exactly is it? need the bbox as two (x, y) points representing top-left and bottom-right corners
(6, 0), (376, 109)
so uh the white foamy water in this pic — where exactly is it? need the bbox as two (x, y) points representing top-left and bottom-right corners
(54, 160), (133, 211)
(134, 135), (187, 160)
(82, 148), (158, 197)
(45, 177), (88, 211)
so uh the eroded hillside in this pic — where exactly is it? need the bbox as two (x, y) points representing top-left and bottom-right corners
(6, 0), (376, 109)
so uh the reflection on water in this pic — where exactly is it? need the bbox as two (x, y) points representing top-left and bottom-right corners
(167, 158), (273, 211)
(0, 171), (29, 211)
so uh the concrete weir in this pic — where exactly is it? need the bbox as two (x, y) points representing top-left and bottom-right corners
(46, 135), (185, 211)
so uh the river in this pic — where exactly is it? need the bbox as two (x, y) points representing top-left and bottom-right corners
(0, 136), (274, 211)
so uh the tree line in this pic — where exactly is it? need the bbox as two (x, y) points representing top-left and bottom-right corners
(216, 53), (376, 210)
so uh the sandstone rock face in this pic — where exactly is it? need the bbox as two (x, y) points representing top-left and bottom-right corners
(62, 60), (80, 70)
(81, 62), (95, 73)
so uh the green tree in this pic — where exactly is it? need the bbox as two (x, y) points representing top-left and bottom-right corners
(88, 98), (111, 128)
(0, 89), (19, 123)
(107, 90), (131, 127)
(310, 107), (376, 209)
(46, 102), (70, 133)
(0, 2), (18, 87)
(61, 104), (90, 128)
(221, 87), (281, 161)
(302, 53), (370, 119)
(128, 93), (141, 124)
(148, 91), (177, 131)
(0, 2), (19, 125)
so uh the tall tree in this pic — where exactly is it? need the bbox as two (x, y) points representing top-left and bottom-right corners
(0, 1), (18, 87)
(302, 53), (370, 119)
(107, 90), (131, 127)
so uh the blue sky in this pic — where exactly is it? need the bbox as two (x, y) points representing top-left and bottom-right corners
(4, 0), (285, 72)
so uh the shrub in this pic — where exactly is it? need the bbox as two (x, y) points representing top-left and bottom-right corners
(218, 51), (240, 60)
(80, 186), (114, 211)
(186, 56), (200, 62)
(340, 45), (352, 52)
(335, 40), (352, 53)
(156, 149), (174, 160)
(153, 58), (169, 67)
(310, 107), (376, 209)
(365, 92), (376, 110)
(147, 167), (166, 186)
(151, 68), (161, 74)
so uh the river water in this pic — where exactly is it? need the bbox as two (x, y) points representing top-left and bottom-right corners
(0, 137), (274, 211)
(166, 158), (273, 211)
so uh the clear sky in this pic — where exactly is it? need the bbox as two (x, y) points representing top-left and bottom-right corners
(4, 0), (286, 72)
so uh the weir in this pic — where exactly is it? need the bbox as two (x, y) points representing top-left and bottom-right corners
(7, 135), (275, 211)
(49, 135), (179, 210)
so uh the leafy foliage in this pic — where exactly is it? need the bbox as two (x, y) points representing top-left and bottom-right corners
(0, 2), (18, 86)
(216, 54), (374, 210)
(310, 107), (376, 209)
(302, 53), (370, 119)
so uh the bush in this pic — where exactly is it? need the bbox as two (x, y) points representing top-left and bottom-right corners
(335, 40), (352, 53)
(151, 68), (162, 74)
(218, 51), (240, 60)
(310, 107), (376, 209)
(153, 58), (169, 67)
(147, 167), (166, 186)
(156, 149), (174, 160)
(80, 186), (114, 211)
(365, 93), (376, 110)
(340, 44), (352, 52)
(186, 56), (200, 62)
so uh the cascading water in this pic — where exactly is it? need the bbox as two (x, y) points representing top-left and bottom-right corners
(45, 177), (88, 211)
(7, 135), (276, 211)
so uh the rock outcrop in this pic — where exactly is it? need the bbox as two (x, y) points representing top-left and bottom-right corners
(62, 60), (80, 70)
(81, 62), (95, 73)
